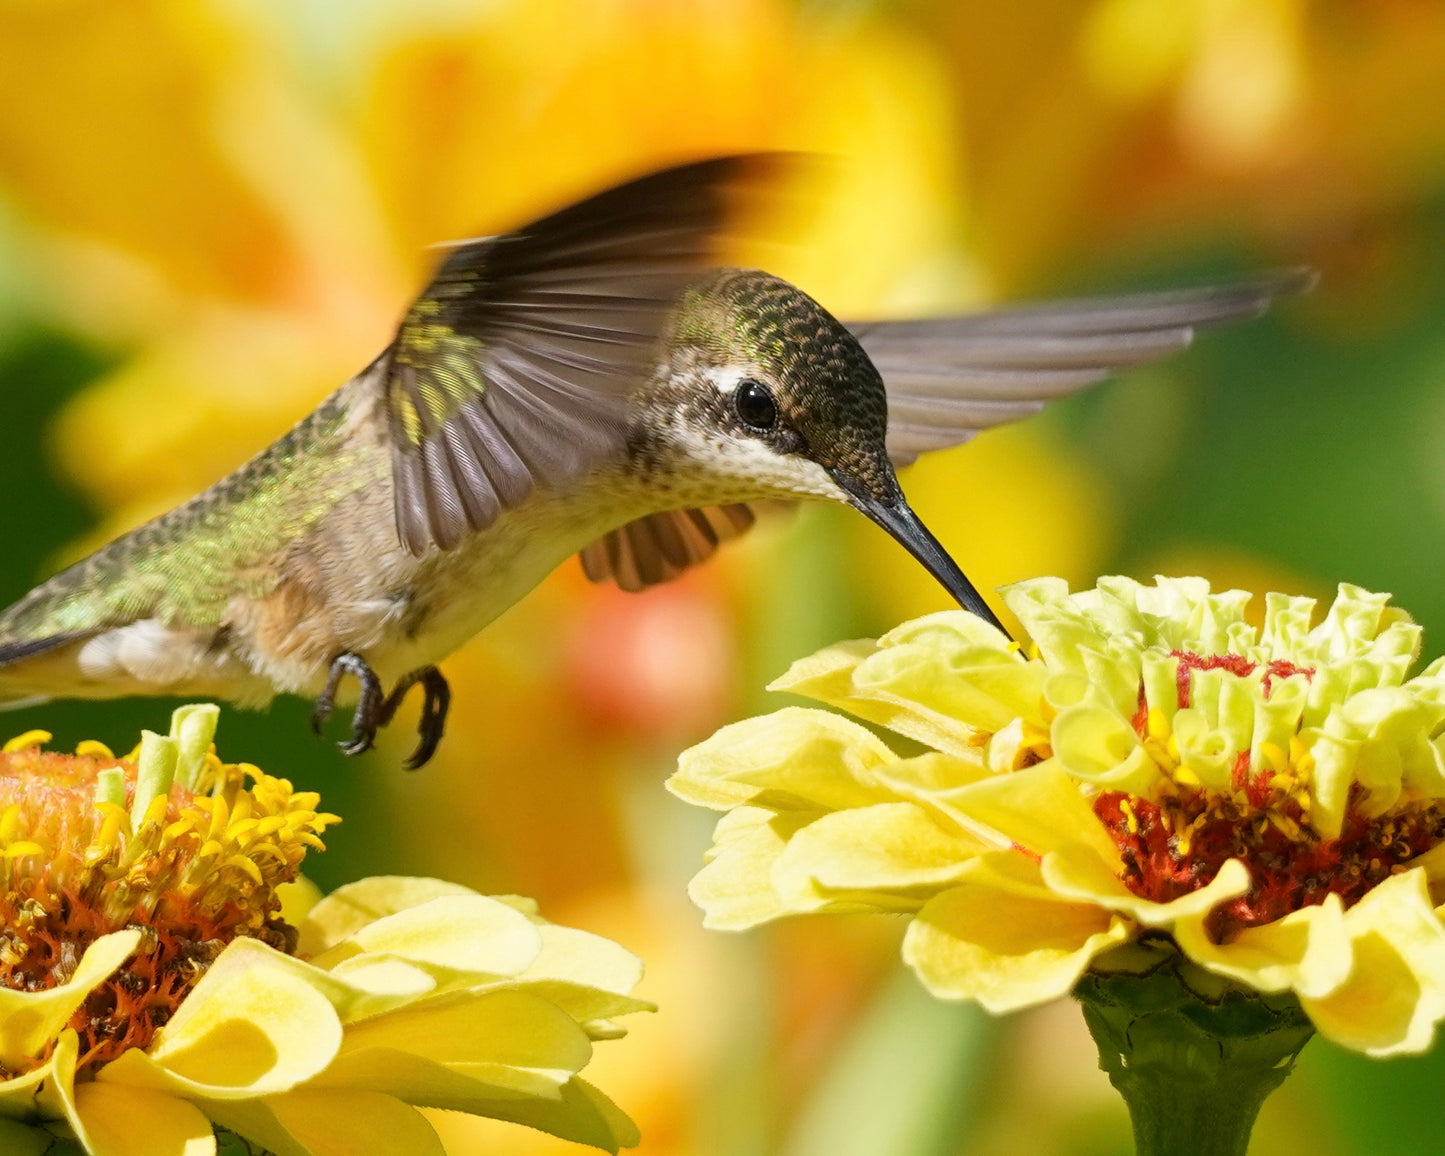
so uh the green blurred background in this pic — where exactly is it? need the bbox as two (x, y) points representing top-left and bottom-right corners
(1, 0), (1443, 1152)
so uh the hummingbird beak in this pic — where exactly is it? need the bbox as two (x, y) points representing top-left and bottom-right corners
(840, 480), (1009, 636)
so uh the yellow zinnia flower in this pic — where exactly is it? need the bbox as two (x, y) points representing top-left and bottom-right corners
(669, 576), (1445, 1059)
(0, 706), (648, 1154)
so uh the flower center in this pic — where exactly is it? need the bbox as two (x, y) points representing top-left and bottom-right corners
(1094, 788), (1445, 938)
(1094, 649), (1445, 939)
(0, 716), (335, 1075)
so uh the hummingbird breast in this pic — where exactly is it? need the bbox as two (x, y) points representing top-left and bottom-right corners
(224, 443), (664, 701)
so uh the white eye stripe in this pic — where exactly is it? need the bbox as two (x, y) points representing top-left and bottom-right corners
(703, 366), (748, 395)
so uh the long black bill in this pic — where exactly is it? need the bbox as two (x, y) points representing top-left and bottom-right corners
(851, 493), (1010, 636)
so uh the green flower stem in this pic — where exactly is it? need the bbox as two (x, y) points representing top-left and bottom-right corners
(1075, 944), (1315, 1156)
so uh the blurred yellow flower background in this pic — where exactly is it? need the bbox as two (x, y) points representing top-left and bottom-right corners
(2, 1), (1445, 1153)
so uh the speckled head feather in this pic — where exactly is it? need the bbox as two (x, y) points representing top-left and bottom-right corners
(669, 268), (899, 502)
(646, 266), (1007, 629)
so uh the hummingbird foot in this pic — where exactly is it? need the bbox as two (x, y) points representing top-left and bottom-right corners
(311, 651), (385, 757)
(375, 665), (451, 771)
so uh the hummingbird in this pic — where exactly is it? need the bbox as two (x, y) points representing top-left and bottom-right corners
(0, 157), (1310, 768)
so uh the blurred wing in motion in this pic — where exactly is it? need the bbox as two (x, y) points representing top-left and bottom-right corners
(383, 154), (782, 553)
(851, 269), (1316, 464)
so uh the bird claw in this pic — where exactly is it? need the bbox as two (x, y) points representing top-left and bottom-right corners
(377, 666), (451, 770)
(312, 652), (384, 757)
(312, 654), (450, 769)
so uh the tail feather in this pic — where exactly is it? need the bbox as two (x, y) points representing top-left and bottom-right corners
(0, 632), (97, 668)
(0, 631), (98, 709)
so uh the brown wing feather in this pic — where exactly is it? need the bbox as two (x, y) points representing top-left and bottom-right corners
(578, 505), (758, 593)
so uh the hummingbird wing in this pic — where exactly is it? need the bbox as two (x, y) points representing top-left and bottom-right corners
(576, 504), (757, 593)
(575, 269), (1312, 594)
(851, 269), (1315, 464)
(381, 155), (772, 554)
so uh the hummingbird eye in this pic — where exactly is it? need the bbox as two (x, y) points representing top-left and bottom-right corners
(733, 379), (778, 432)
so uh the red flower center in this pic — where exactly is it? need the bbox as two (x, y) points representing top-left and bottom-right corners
(1094, 788), (1445, 939)
(1097, 649), (1445, 940)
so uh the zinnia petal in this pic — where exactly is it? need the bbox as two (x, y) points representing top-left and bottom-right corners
(1298, 870), (1445, 1056)
(1171, 894), (1352, 999)
(100, 941), (342, 1098)
(688, 807), (818, 929)
(949, 762), (1122, 866)
(296, 877), (476, 957)
(770, 612), (1040, 756)
(0, 930), (142, 1072)
(321, 894), (541, 978)
(904, 853), (1129, 1012)
(327, 987), (593, 1076)
(71, 1081), (215, 1156)
(204, 1089), (446, 1156)
(771, 801), (984, 903)
(669, 707), (899, 812)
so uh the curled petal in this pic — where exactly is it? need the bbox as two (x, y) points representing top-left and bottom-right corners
(904, 852), (1129, 1012)
(1299, 870), (1445, 1056)
(32, 1029), (80, 1141)
(1309, 728), (1355, 841)
(771, 613), (1041, 756)
(669, 708), (899, 812)
(1172, 894), (1352, 999)
(1051, 704), (1157, 793)
(770, 802), (984, 909)
(872, 751), (993, 800)
(205, 1090), (445, 1156)
(298, 877), (477, 957)
(0, 930), (141, 1072)
(1170, 708), (1236, 790)
(277, 877), (325, 930)
(488, 897), (644, 999)
(951, 762), (1122, 866)
(502, 1076), (641, 1154)
(516, 923), (643, 998)
(321, 895), (541, 979)
(689, 808), (817, 929)
(99, 941), (342, 1098)
(72, 1081), (216, 1156)
(1042, 849), (1252, 928)
(329, 987), (593, 1075)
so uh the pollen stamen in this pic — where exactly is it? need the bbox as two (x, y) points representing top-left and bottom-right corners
(0, 707), (337, 1076)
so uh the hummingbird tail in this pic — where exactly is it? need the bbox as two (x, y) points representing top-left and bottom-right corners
(0, 634), (90, 667)
(0, 631), (95, 709)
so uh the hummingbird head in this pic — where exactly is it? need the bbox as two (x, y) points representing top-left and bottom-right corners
(644, 268), (1002, 627)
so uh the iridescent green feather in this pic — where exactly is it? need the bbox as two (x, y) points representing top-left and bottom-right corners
(0, 393), (375, 650)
